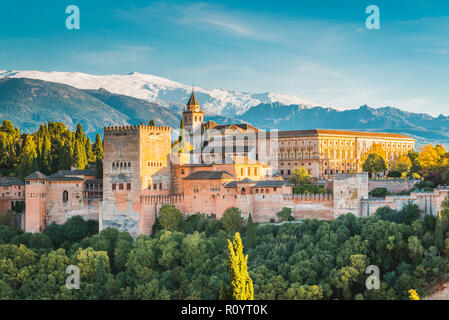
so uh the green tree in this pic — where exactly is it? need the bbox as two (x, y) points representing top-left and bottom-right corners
(94, 255), (107, 299)
(221, 207), (243, 232)
(85, 137), (95, 164)
(435, 212), (444, 252)
(73, 139), (87, 169)
(92, 133), (103, 162)
(245, 213), (257, 248)
(158, 205), (183, 231)
(276, 207), (294, 222)
(16, 135), (38, 178)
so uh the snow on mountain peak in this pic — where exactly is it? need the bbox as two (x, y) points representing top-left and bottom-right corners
(0, 70), (320, 116)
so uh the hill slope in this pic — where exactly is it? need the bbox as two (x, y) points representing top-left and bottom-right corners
(0, 78), (180, 137)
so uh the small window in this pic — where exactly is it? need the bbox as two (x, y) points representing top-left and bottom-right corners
(112, 184), (116, 190)
(159, 183), (162, 190)
(153, 183), (157, 190)
(63, 190), (68, 203)
(119, 183), (124, 190)
(127, 183), (131, 190)
(128, 162), (131, 167)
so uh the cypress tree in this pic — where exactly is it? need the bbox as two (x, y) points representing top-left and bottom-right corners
(95, 158), (103, 179)
(40, 135), (52, 175)
(92, 133), (103, 161)
(16, 135), (38, 178)
(94, 255), (107, 300)
(227, 232), (254, 300)
(58, 142), (72, 170)
(246, 213), (257, 249)
(85, 137), (94, 164)
(435, 212), (444, 252)
(73, 139), (87, 169)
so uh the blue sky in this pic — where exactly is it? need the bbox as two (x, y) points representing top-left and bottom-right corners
(1, 0), (449, 115)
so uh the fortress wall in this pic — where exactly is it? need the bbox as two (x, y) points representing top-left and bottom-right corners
(368, 179), (419, 193)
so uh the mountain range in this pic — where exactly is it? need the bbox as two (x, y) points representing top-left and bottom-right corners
(0, 70), (318, 117)
(0, 70), (448, 147)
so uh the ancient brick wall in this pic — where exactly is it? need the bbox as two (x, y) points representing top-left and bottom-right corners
(368, 179), (419, 193)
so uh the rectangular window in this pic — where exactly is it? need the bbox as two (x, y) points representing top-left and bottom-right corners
(159, 183), (162, 190)
(153, 183), (157, 190)
(112, 184), (116, 191)
(119, 183), (124, 190)
(254, 168), (257, 176)
(127, 183), (131, 190)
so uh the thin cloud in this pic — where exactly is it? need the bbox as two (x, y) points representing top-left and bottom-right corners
(116, 2), (276, 41)
(74, 45), (154, 66)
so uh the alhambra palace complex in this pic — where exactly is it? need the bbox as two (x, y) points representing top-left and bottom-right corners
(9, 92), (448, 237)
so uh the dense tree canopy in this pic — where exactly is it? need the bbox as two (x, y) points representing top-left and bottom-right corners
(0, 200), (448, 300)
(0, 121), (103, 178)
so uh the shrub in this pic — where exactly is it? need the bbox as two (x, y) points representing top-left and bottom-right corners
(276, 207), (294, 222)
(369, 187), (388, 197)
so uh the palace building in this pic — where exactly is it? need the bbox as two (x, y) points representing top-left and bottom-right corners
(23, 90), (427, 237)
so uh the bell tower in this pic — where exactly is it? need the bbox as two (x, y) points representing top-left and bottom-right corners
(182, 89), (204, 136)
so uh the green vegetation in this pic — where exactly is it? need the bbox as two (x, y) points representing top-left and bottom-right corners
(1, 199), (449, 300)
(369, 187), (388, 198)
(0, 120), (103, 179)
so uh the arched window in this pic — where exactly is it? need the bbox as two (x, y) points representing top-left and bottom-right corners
(63, 191), (68, 203)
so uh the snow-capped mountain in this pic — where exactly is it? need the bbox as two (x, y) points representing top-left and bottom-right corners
(0, 70), (319, 116)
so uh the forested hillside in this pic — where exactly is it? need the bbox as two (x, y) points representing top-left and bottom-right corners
(1, 202), (449, 300)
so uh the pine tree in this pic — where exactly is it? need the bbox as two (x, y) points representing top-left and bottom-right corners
(246, 213), (257, 249)
(92, 133), (103, 162)
(227, 232), (254, 300)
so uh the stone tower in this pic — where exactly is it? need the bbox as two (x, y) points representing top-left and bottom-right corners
(182, 90), (204, 136)
(101, 124), (172, 237)
(333, 173), (369, 218)
(24, 172), (48, 233)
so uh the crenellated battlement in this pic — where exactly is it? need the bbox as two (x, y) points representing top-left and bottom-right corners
(104, 124), (171, 136)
